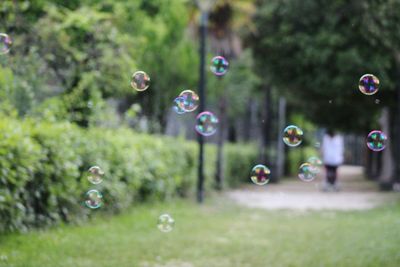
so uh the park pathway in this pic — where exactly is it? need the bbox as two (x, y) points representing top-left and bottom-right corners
(227, 165), (399, 211)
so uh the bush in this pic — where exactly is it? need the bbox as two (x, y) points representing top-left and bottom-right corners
(224, 143), (259, 187)
(0, 117), (255, 232)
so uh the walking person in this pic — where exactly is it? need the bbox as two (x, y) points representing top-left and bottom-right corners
(321, 129), (344, 191)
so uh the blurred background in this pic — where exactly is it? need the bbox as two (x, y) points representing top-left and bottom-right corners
(0, 0), (400, 266)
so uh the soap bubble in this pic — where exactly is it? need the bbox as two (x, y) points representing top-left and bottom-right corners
(298, 163), (316, 182)
(359, 74), (379, 95)
(85, 189), (103, 209)
(366, 130), (387, 152)
(308, 156), (323, 167)
(0, 255), (8, 262)
(179, 90), (199, 112)
(0, 33), (12, 55)
(157, 214), (174, 233)
(173, 97), (186, 114)
(307, 156), (323, 174)
(87, 166), (104, 185)
(131, 71), (150, 91)
(283, 125), (303, 147)
(250, 164), (271, 185)
(195, 111), (219, 136)
(210, 56), (229, 76)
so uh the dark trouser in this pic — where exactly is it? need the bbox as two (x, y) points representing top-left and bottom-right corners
(325, 165), (338, 185)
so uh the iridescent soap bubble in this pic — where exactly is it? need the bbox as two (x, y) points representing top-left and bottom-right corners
(298, 163), (316, 182)
(366, 130), (387, 152)
(0, 33), (12, 55)
(0, 254), (8, 262)
(195, 111), (219, 136)
(250, 164), (271, 185)
(283, 125), (303, 147)
(210, 56), (229, 76)
(179, 90), (199, 112)
(157, 214), (175, 233)
(131, 71), (150, 91)
(173, 96), (186, 114)
(359, 74), (379, 95)
(85, 189), (103, 209)
(307, 156), (323, 174)
(87, 166), (104, 185)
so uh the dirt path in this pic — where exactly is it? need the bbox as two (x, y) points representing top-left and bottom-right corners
(227, 166), (399, 211)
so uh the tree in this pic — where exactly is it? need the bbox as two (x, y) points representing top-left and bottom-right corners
(206, 0), (259, 189)
(0, 0), (199, 131)
(251, 0), (400, 184)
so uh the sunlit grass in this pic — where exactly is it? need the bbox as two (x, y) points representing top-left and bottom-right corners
(1, 196), (400, 267)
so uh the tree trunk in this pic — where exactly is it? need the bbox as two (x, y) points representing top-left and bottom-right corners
(275, 97), (286, 180)
(392, 53), (400, 188)
(215, 94), (227, 191)
(260, 84), (272, 164)
(378, 108), (394, 190)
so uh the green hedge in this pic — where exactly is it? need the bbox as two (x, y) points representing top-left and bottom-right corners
(224, 144), (259, 187)
(0, 117), (256, 232)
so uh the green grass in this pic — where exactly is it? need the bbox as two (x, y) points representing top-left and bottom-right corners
(1, 196), (400, 267)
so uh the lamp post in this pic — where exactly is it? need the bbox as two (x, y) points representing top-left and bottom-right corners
(195, 0), (214, 203)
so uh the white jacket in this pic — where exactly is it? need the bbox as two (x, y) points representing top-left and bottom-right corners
(322, 134), (344, 166)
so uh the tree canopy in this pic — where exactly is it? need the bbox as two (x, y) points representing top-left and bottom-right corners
(0, 0), (198, 129)
(252, 0), (400, 133)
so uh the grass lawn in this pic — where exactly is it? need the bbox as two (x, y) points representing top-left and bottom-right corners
(0, 196), (400, 267)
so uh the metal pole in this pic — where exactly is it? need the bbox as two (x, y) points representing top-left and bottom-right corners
(197, 11), (208, 203)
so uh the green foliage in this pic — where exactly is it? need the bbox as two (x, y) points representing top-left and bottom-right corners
(252, 0), (399, 132)
(285, 114), (319, 176)
(0, 0), (198, 130)
(224, 143), (258, 187)
(208, 49), (261, 118)
(0, 118), (42, 232)
(0, 117), (254, 232)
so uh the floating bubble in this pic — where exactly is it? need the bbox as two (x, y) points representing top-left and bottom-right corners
(298, 163), (316, 182)
(283, 125), (303, 147)
(210, 56), (229, 76)
(314, 142), (321, 148)
(195, 111), (219, 136)
(0, 33), (12, 55)
(87, 101), (93, 109)
(131, 71), (150, 91)
(307, 156), (323, 174)
(85, 189), (103, 209)
(375, 99), (380, 104)
(173, 96), (186, 114)
(179, 90), (199, 112)
(308, 156), (323, 166)
(0, 254), (8, 262)
(366, 130), (387, 152)
(250, 164), (271, 185)
(157, 214), (175, 233)
(359, 74), (379, 95)
(87, 166), (104, 185)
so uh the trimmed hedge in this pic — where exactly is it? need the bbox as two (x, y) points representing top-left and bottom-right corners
(0, 117), (256, 232)
(224, 144), (259, 187)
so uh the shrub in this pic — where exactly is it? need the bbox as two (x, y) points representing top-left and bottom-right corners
(224, 143), (259, 187)
(0, 118), (42, 232)
(0, 117), (255, 232)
